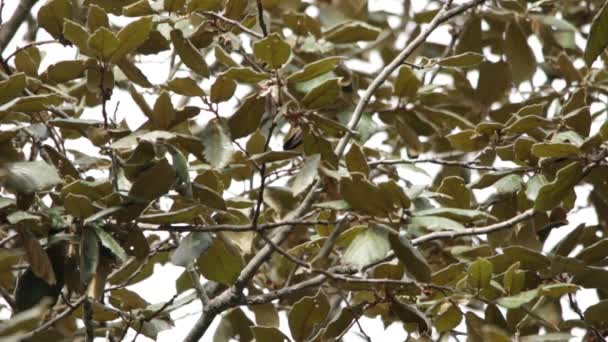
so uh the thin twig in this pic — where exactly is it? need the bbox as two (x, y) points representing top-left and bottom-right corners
(4, 39), (59, 61)
(370, 158), (529, 171)
(200, 12), (264, 39)
(255, 0), (268, 37)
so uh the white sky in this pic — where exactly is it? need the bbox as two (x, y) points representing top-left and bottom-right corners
(0, 0), (600, 341)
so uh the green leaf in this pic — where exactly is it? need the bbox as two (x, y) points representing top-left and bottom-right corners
(170, 29), (209, 77)
(503, 262), (525, 295)
(343, 226), (390, 269)
(467, 257), (493, 290)
(37, 0), (72, 40)
(88, 27), (119, 60)
(584, 1), (608, 65)
(436, 52), (484, 67)
(506, 115), (554, 134)
(250, 150), (300, 163)
(228, 94), (265, 139)
(291, 154), (321, 196)
(531, 143), (580, 158)
(197, 236), (244, 284)
(199, 120), (234, 169)
(409, 216), (465, 231)
(123, 0), (155, 16)
(301, 78), (341, 109)
(252, 33), (291, 69)
(164, 77), (205, 97)
(576, 238), (608, 264)
(413, 207), (495, 223)
(117, 58), (153, 87)
(4, 94), (64, 112)
(150, 91), (175, 130)
(1, 161), (62, 193)
(93, 225), (128, 262)
(250, 327), (289, 341)
(393, 66), (420, 98)
(110, 288), (148, 311)
(584, 299), (608, 327)
(0, 73), (26, 106)
(0, 300), (48, 334)
(287, 56), (342, 83)
(324, 21), (381, 44)
(138, 206), (206, 224)
(210, 76), (236, 103)
(340, 174), (392, 216)
(43, 60), (86, 83)
(63, 20), (94, 56)
(171, 232), (213, 267)
(345, 143), (369, 176)
(313, 199), (350, 211)
(129, 158), (176, 202)
(497, 289), (539, 309)
(214, 46), (238, 67)
(288, 291), (330, 341)
(164, 0), (185, 11)
(14, 47), (40, 76)
(87, 4), (109, 31)
(389, 230), (431, 282)
(64, 193), (96, 218)
(390, 296), (431, 333)
(187, 0), (223, 12)
(540, 283), (578, 298)
(434, 302), (463, 333)
(504, 21), (536, 84)
(534, 162), (583, 211)
(80, 226), (99, 287)
(110, 16), (153, 63)
(221, 67), (269, 83)
(446, 130), (488, 152)
(476, 61), (512, 105)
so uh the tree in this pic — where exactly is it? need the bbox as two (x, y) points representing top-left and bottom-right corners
(1, 0), (608, 340)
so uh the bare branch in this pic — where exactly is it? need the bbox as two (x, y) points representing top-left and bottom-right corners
(411, 208), (537, 245)
(370, 158), (529, 172)
(199, 12), (264, 39)
(255, 0), (268, 37)
(0, 0), (39, 54)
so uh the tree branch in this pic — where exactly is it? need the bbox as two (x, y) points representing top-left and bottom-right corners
(411, 208), (537, 245)
(333, 0), (486, 157)
(370, 158), (529, 172)
(182, 1), (486, 340)
(0, 0), (39, 54)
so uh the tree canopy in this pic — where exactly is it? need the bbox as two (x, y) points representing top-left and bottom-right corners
(1, 0), (608, 341)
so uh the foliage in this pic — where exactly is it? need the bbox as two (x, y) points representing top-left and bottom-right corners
(1, 0), (608, 341)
